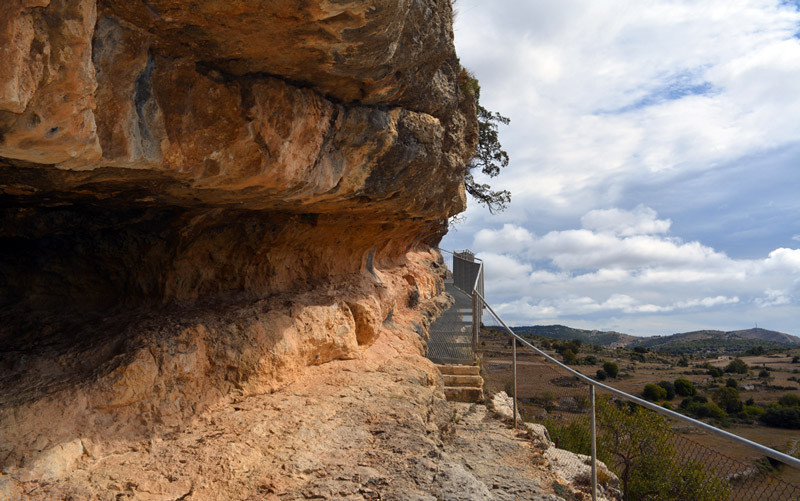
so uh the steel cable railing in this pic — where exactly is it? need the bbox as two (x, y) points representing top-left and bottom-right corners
(442, 248), (800, 501)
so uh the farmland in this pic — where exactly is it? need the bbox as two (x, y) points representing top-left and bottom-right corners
(478, 327), (800, 487)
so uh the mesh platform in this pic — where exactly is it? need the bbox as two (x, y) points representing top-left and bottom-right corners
(426, 280), (475, 365)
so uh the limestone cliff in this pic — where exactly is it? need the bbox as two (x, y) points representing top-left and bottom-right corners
(1, 0), (476, 480)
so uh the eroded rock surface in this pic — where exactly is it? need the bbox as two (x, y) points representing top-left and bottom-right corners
(0, 317), (602, 500)
(0, 0), (487, 496)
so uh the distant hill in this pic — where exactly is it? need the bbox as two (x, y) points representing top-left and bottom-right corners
(511, 325), (637, 348)
(630, 328), (800, 354)
(511, 325), (800, 354)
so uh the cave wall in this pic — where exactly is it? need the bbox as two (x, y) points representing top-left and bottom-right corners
(0, 0), (475, 470)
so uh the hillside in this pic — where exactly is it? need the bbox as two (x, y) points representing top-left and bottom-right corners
(513, 325), (800, 354)
(512, 325), (637, 348)
(630, 328), (800, 354)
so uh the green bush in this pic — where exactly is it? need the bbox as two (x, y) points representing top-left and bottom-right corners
(759, 369), (770, 378)
(643, 384), (668, 401)
(680, 395), (708, 410)
(543, 417), (590, 455)
(744, 405), (765, 418)
(595, 369), (608, 381)
(603, 361), (619, 378)
(658, 381), (676, 400)
(725, 358), (749, 374)
(562, 349), (577, 364)
(713, 387), (743, 414)
(778, 394), (800, 407)
(725, 378), (738, 388)
(760, 407), (800, 429)
(674, 378), (696, 396)
(595, 398), (730, 500)
(694, 402), (727, 419)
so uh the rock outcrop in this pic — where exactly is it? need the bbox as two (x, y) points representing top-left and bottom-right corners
(1, 0), (477, 481)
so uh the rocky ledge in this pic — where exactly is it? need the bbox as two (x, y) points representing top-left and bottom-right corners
(1, 0), (476, 467)
(1, 315), (619, 500)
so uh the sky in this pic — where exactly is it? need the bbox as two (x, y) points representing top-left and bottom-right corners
(442, 0), (800, 336)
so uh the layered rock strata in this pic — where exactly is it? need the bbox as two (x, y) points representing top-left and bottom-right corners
(0, 0), (477, 483)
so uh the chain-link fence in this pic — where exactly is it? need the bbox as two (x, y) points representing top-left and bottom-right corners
(479, 310), (800, 500)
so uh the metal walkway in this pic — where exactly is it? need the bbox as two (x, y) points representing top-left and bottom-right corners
(426, 279), (475, 365)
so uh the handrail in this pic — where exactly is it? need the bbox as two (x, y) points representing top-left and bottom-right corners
(472, 289), (800, 470)
(440, 246), (800, 499)
(472, 260), (483, 294)
(436, 247), (483, 262)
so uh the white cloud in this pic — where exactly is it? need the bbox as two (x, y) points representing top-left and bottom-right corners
(755, 289), (791, 307)
(469, 207), (800, 332)
(473, 224), (534, 254)
(447, 1), (800, 335)
(453, 0), (800, 220)
(581, 205), (671, 236)
(492, 293), (741, 320)
(523, 228), (729, 271)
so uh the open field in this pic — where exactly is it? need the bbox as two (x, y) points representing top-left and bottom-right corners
(478, 327), (800, 490)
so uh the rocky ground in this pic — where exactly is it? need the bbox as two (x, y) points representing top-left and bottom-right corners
(1, 317), (616, 500)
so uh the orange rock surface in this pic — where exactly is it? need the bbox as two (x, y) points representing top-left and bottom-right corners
(0, 0), (477, 492)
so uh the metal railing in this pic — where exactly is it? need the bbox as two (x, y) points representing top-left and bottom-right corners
(441, 248), (800, 501)
(439, 248), (484, 353)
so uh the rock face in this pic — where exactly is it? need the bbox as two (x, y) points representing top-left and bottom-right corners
(0, 0), (477, 484)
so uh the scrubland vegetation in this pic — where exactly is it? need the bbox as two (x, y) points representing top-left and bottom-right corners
(479, 327), (800, 495)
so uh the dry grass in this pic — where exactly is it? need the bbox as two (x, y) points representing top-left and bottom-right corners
(478, 328), (800, 487)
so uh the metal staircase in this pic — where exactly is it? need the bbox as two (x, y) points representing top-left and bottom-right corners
(427, 251), (484, 402)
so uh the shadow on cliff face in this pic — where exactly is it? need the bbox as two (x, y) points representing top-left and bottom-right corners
(0, 184), (445, 468)
(0, 185), (435, 337)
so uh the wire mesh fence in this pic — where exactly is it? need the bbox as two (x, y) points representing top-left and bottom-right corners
(438, 251), (453, 279)
(479, 313), (800, 501)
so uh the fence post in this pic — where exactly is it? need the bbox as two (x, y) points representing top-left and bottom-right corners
(471, 291), (478, 353)
(590, 384), (597, 501)
(512, 336), (518, 430)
